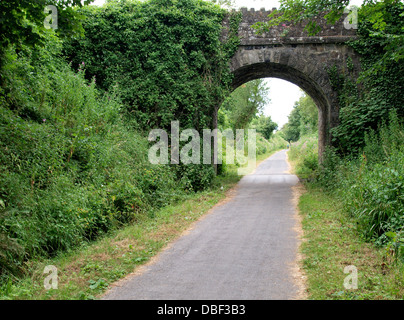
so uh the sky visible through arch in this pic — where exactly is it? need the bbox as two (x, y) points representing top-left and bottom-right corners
(91, 0), (364, 128)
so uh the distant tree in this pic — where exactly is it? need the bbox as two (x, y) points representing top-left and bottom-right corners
(282, 105), (301, 142)
(281, 92), (318, 142)
(251, 115), (278, 140)
(297, 93), (318, 135)
(210, 0), (235, 9)
(219, 79), (270, 130)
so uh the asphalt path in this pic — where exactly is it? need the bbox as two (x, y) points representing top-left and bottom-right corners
(102, 149), (302, 300)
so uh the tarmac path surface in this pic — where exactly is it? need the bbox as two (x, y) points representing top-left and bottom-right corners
(102, 150), (304, 300)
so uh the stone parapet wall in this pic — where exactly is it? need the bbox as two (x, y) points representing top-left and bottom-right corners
(222, 8), (357, 45)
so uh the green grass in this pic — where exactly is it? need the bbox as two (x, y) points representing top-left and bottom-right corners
(297, 176), (404, 300)
(287, 131), (404, 299)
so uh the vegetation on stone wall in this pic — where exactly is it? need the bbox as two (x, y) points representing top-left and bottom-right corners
(331, 0), (404, 154)
(63, 0), (239, 131)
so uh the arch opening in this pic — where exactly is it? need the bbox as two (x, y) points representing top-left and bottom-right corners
(230, 62), (330, 159)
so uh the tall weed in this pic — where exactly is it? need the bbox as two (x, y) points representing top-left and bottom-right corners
(288, 134), (318, 179)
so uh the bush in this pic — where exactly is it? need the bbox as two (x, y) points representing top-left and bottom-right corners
(343, 113), (404, 245)
(175, 164), (215, 192)
(353, 156), (404, 244)
(314, 110), (404, 256)
(288, 134), (318, 179)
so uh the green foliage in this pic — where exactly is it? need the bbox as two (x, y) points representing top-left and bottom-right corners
(347, 151), (404, 246)
(357, 0), (404, 74)
(0, 0), (244, 282)
(281, 92), (318, 142)
(362, 110), (404, 164)
(252, 0), (350, 36)
(288, 134), (318, 178)
(254, 131), (287, 159)
(330, 1), (404, 154)
(218, 130), (287, 176)
(250, 115), (278, 140)
(0, 227), (25, 280)
(346, 111), (404, 245)
(282, 106), (301, 142)
(218, 79), (270, 131)
(0, 38), (183, 279)
(314, 111), (404, 259)
(290, 111), (404, 263)
(0, 0), (91, 58)
(63, 0), (238, 131)
(174, 163), (215, 192)
(62, 0), (242, 191)
(209, 0), (235, 9)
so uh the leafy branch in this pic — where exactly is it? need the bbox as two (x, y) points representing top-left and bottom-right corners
(252, 0), (350, 36)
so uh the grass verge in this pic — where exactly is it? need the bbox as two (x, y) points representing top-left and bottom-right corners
(296, 179), (404, 300)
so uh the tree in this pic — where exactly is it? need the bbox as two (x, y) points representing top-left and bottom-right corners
(281, 92), (318, 142)
(297, 92), (318, 135)
(219, 79), (270, 130)
(282, 105), (301, 142)
(0, 0), (92, 53)
(210, 0), (236, 9)
(250, 115), (278, 140)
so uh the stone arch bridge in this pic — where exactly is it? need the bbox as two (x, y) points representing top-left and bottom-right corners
(220, 8), (360, 158)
